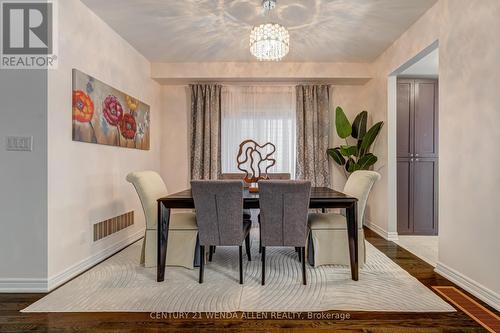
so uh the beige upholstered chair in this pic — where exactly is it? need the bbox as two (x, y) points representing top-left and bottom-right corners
(308, 171), (381, 267)
(126, 171), (198, 268)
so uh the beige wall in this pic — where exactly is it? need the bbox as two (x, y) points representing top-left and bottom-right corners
(437, 0), (500, 306)
(358, 0), (499, 308)
(357, 2), (441, 237)
(47, 0), (162, 285)
(160, 86), (191, 193)
(152, 62), (371, 84)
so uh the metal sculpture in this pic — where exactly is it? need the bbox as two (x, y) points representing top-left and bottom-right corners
(237, 139), (276, 184)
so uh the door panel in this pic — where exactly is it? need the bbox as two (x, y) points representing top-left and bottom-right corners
(412, 159), (438, 235)
(397, 159), (412, 234)
(414, 80), (438, 157)
(397, 81), (413, 157)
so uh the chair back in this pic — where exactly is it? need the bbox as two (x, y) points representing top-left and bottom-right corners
(191, 180), (244, 246)
(220, 173), (291, 187)
(259, 180), (311, 247)
(126, 171), (168, 229)
(343, 171), (381, 227)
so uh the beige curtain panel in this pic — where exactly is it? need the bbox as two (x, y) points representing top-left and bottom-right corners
(296, 85), (331, 187)
(190, 84), (222, 180)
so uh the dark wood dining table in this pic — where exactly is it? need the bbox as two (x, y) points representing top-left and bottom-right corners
(157, 187), (359, 282)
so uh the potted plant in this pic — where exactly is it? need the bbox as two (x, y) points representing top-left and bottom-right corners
(327, 107), (383, 176)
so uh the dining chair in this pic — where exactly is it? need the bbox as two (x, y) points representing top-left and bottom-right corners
(308, 170), (381, 267)
(220, 173), (291, 221)
(258, 180), (311, 285)
(191, 180), (252, 284)
(126, 171), (198, 268)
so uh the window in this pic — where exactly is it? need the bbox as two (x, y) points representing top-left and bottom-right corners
(221, 86), (296, 177)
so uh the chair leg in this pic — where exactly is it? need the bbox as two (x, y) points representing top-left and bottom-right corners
(296, 247), (301, 262)
(199, 246), (205, 284)
(261, 246), (266, 285)
(245, 234), (251, 261)
(301, 247), (306, 285)
(259, 218), (262, 253)
(239, 245), (243, 284)
(208, 245), (214, 262)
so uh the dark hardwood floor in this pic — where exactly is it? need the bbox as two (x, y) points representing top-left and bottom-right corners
(1, 228), (495, 332)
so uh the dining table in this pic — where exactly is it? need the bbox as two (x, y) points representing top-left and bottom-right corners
(156, 187), (359, 282)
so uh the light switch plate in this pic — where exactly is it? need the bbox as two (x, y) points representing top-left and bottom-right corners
(6, 136), (33, 151)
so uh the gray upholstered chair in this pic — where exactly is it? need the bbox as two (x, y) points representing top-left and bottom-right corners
(258, 180), (311, 285)
(308, 171), (381, 267)
(191, 180), (252, 284)
(126, 171), (198, 269)
(220, 173), (291, 221)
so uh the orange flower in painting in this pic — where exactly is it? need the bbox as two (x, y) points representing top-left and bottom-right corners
(72, 90), (94, 123)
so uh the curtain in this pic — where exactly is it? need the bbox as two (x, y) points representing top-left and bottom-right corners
(190, 84), (222, 180)
(296, 85), (331, 187)
(221, 86), (296, 176)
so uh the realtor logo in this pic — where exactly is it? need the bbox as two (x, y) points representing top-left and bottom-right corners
(1, 0), (57, 69)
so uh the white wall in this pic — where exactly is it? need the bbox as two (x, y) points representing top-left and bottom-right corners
(46, 0), (162, 286)
(0, 70), (48, 290)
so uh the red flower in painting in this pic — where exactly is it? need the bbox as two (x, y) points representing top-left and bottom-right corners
(102, 95), (124, 126)
(72, 90), (94, 123)
(119, 113), (137, 139)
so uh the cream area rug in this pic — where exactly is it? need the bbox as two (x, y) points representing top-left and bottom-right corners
(23, 229), (454, 313)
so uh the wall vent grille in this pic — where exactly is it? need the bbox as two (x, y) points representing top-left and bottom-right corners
(93, 211), (134, 241)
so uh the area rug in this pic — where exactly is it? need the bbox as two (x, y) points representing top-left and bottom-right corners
(23, 229), (454, 313)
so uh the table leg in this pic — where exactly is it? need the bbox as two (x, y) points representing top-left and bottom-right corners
(157, 202), (170, 282)
(346, 202), (359, 281)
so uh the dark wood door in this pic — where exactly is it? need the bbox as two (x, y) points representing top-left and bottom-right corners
(412, 159), (438, 234)
(397, 79), (438, 235)
(397, 81), (413, 158)
(397, 159), (412, 234)
(414, 80), (438, 158)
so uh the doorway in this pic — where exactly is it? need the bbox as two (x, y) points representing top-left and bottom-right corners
(388, 42), (439, 266)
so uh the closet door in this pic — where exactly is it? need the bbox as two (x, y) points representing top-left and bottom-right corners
(413, 159), (438, 234)
(397, 79), (438, 235)
(397, 80), (414, 158)
(397, 160), (413, 234)
(414, 80), (438, 158)
(396, 79), (414, 234)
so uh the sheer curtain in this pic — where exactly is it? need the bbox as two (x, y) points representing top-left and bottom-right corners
(221, 86), (296, 176)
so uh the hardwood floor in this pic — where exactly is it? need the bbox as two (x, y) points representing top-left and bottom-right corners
(0, 228), (495, 332)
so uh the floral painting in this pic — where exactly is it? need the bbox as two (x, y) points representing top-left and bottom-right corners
(72, 69), (150, 150)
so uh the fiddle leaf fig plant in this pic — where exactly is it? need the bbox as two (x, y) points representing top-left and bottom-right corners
(327, 107), (383, 175)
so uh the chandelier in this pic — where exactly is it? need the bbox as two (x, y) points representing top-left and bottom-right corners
(249, 0), (289, 61)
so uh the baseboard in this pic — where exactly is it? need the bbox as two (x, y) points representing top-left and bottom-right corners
(0, 278), (48, 293)
(47, 230), (144, 291)
(435, 262), (500, 311)
(364, 220), (399, 241)
(0, 230), (144, 293)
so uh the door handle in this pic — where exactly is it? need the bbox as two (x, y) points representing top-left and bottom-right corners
(410, 154), (414, 157)
(415, 154), (419, 157)
(415, 158), (419, 162)
(410, 158), (414, 162)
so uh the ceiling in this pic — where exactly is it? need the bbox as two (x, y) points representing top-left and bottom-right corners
(81, 0), (437, 63)
(400, 48), (439, 76)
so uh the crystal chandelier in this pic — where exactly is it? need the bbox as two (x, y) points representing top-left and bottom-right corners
(249, 0), (289, 61)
